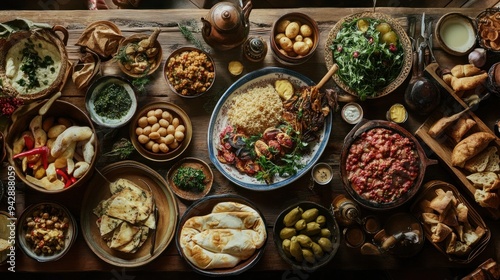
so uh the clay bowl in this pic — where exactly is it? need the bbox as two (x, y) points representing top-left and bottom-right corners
(164, 47), (215, 98)
(17, 202), (77, 262)
(0, 26), (71, 101)
(166, 157), (213, 201)
(5, 99), (98, 193)
(270, 12), (319, 65)
(116, 33), (163, 78)
(340, 120), (437, 210)
(435, 12), (476, 56)
(129, 101), (192, 162)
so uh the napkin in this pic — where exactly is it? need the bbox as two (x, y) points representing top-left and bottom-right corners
(76, 22), (124, 58)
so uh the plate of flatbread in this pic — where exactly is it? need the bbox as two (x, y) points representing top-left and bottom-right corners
(81, 160), (178, 267)
(176, 194), (267, 276)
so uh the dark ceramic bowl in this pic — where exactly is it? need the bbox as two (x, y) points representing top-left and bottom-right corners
(273, 201), (340, 270)
(340, 120), (437, 210)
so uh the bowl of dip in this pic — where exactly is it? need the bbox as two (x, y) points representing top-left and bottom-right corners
(386, 103), (408, 124)
(435, 13), (476, 56)
(341, 102), (363, 124)
(311, 162), (333, 185)
(86, 76), (137, 128)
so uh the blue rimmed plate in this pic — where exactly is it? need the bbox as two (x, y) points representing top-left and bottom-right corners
(207, 67), (332, 191)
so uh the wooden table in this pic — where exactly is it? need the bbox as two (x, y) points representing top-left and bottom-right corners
(1, 7), (500, 277)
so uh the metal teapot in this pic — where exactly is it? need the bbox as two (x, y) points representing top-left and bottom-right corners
(201, 0), (252, 51)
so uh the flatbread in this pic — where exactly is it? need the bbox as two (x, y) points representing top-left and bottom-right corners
(108, 222), (140, 249)
(97, 215), (123, 237)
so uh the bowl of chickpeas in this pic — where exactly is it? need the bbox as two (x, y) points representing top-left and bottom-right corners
(17, 202), (77, 262)
(164, 47), (216, 98)
(270, 13), (319, 65)
(130, 101), (192, 162)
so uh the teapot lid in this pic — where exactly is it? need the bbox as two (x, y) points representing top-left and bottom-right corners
(211, 2), (241, 31)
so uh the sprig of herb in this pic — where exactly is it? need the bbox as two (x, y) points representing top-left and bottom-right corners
(132, 76), (150, 93)
(178, 20), (208, 53)
(173, 167), (206, 192)
(103, 138), (135, 159)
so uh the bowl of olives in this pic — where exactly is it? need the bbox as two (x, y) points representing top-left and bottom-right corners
(273, 201), (340, 270)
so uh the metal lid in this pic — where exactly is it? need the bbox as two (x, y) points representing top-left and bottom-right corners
(211, 2), (241, 31)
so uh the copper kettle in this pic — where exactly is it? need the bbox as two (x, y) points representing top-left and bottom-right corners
(201, 0), (252, 51)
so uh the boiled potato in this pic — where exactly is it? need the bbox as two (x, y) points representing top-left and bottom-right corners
(293, 41), (310, 56)
(285, 22), (300, 39)
(276, 19), (291, 33)
(376, 22), (392, 35)
(382, 30), (398, 45)
(275, 33), (286, 42)
(303, 37), (314, 49)
(279, 36), (294, 52)
(300, 24), (313, 37)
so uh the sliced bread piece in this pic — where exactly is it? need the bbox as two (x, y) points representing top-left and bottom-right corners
(464, 146), (497, 173)
(485, 149), (499, 172)
(466, 172), (499, 189)
(474, 189), (500, 208)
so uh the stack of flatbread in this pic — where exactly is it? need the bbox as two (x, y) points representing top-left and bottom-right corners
(179, 202), (267, 270)
(93, 178), (156, 253)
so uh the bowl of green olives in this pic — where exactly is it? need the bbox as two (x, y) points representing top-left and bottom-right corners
(273, 201), (340, 270)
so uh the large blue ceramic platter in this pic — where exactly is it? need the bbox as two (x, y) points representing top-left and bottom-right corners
(208, 67), (332, 191)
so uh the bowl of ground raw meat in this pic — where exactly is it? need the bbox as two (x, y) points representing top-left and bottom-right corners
(340, 120), (437, 210)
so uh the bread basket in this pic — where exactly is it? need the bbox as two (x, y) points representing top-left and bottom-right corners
(410, 180), (490, 264)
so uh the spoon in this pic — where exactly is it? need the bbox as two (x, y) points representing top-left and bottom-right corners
(39, 91), (61, 116)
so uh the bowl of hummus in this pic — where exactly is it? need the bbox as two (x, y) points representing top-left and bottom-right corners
(0, 24), (71, 101)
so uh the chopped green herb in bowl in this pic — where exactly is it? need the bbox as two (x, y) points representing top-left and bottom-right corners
(173, 166), (206, 192)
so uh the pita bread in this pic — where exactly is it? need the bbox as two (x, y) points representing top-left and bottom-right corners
(97, 215), (123, 237)
(180, 202), (266, 270)
(108, 222), (140, 249)
(0, 239), (10, 251)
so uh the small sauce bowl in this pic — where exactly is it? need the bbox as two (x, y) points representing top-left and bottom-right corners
(386, 103), (408, 124)
(311, 162), (333, 185)
(435, 13), (476, 56)
(341, 102), (363, 124)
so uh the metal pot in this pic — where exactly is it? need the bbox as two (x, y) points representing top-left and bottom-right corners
(201, 0), (252, 50)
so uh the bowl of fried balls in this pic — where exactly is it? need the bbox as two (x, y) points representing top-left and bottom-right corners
(130, 101), (192, 162)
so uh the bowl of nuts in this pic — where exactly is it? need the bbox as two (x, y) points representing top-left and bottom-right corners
(130, 101), (192, 162)
(270, 12), (319, 65)
(17, 202), (77, 262)
(164, 47), (215, 98)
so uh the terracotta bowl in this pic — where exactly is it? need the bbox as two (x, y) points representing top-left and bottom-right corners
(17, 202), (77, 262)
(340, 120), (437, 210)
(116, 33), (163, 78)
(435, 12), (476, 56)
(270, 12), (319, 65)
(129, 101), (192, 162)
(164, 47), (215, 98)
(273, 201), (340, 270)
(166, 157), (213, 201)
(5, 99), (98, 193)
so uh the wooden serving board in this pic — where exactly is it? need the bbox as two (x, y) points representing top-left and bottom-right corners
(415, 63), (500, 219)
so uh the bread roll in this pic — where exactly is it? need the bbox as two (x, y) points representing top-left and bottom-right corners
(451, 132), (496, 167)
(450, 72), (488, 92)
(449, 117), (476, 143)
(431, 222), (452, 243)
(450, 64), (483, 78)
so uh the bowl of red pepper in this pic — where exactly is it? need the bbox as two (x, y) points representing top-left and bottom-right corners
(5, 98), (98, 193)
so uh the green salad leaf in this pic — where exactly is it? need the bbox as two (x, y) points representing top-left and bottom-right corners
(331, 18), (404, 101)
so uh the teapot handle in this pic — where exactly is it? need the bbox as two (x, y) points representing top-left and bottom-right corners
(52, 25), (69, 46)
(242, 0), (252, 21)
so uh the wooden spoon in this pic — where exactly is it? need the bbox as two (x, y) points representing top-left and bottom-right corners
(315, 63), (339, 89)
(39, 91), (61, 116)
